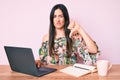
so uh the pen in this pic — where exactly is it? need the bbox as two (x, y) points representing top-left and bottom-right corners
(74, 66), (90, 70)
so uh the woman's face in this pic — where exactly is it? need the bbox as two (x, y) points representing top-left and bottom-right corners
(53, 8), (65, 29)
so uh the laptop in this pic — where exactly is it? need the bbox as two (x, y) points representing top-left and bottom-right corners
(4, 46), (57, 77)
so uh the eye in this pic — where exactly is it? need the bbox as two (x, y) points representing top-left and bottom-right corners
(54, 15), (56, 18)
(59, 15), (63, 18)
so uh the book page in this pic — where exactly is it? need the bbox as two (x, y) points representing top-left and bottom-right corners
(60, 64), (96, 77)
(73, 63), (96, 71)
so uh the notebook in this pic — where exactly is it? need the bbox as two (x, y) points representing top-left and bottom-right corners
(60, 63), (97, 77)
(4, 46), (57, 77)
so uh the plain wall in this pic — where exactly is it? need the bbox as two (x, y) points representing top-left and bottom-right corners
(0, 0), (120, 64)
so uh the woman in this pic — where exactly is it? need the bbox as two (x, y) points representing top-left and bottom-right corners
(36, 4), (100, 67)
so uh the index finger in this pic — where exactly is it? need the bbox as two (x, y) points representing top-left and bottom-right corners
(68, 21), (75, 30)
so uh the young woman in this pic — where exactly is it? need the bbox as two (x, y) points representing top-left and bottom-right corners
(36, 4), (100, 67)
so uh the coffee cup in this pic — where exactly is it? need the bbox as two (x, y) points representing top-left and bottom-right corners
(96, 60), (112, 76)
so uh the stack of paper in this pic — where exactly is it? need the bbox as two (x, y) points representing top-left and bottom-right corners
(60, 63), (96, 77)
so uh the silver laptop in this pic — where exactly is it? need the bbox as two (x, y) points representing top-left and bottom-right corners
(4, 46), (57, 77)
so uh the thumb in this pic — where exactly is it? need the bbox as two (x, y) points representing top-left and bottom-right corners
(69, 29), (75, 38)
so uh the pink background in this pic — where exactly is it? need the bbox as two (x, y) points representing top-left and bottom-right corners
(0, 0), (120, 64)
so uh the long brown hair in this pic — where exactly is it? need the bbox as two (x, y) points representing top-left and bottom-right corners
(49, 4), (73, 58)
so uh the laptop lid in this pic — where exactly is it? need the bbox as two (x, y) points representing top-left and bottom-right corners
(4, 46), (57, 77)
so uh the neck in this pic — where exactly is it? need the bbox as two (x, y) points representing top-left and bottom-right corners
(55, 28), (65, 35)
(55, 28), (65, 38)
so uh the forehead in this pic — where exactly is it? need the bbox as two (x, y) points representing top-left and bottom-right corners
(54, 8), (63, 15)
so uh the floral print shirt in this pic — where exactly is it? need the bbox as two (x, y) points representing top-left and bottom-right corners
(39, 36), (100, 65)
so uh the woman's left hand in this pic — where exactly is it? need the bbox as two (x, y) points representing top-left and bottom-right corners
(68, 21), (81, 38)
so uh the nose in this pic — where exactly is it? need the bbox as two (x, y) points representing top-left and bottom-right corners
(56, 17), (60, 22)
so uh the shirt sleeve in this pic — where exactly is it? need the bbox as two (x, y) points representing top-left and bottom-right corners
(72, 34), (100, 65)
(39, 41), (48, 63)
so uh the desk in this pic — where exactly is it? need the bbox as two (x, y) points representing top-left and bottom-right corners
(0, 65), (120, 80)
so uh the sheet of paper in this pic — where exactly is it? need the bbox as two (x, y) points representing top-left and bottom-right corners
(60, 64), (96, 77)
(73, 63), (96, 71)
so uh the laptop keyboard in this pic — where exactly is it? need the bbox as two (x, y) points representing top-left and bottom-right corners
(38, 67), (50, 71)
(37, 67), (57, 76)
(38, 67), (55, 72)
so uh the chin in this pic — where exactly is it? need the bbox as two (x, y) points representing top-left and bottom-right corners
(55, 25), (64, 29)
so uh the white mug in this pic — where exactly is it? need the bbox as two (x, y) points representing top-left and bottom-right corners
(96, 60), (112, 76)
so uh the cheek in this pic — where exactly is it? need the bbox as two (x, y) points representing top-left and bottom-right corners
(61, 19), (65, 25)
(53, 19), (56, 25)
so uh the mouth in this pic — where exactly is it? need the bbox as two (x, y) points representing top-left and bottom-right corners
(56, 23), (61, 25)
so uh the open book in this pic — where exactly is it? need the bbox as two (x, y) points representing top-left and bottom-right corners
(60, 63), (97, 77)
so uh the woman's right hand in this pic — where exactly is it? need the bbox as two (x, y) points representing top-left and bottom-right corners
(35, 60), (42, 68)
(35, 60), (47, 68)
